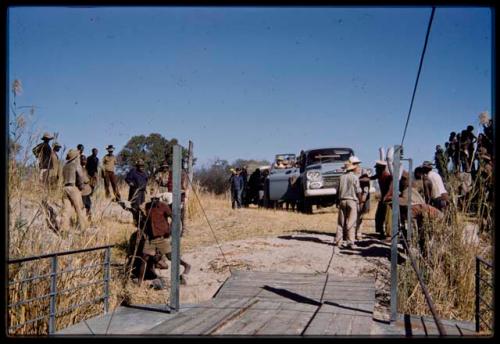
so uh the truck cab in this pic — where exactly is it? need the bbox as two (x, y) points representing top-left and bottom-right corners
(298, 147), (353, 213)
(264, 154), (300, 207)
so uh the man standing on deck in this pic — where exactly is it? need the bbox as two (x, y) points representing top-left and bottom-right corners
(370, 160), (392, 240)
(334, 161), (362, 249)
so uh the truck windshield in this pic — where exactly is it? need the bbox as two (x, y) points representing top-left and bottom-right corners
(306, 149), (353, 165)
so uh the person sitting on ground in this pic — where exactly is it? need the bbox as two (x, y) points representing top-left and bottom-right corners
(119, 197), (191, 287)
(397, 171), (443, 256)
(421, 161), (449, 211)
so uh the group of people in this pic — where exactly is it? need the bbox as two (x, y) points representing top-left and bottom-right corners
(229, 166), (271, 209)
(32, 133), (191, 288)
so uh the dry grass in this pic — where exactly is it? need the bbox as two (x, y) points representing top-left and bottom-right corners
(397, 173), (493, 331)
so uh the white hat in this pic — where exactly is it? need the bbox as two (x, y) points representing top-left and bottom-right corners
(344, 161), (356, 171)
(375, 160), (387, 166)
(349, 156), (361, 164)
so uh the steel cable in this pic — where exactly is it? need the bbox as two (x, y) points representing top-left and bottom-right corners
(400, 6), (436, 146)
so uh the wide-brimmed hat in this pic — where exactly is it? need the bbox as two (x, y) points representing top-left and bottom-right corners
(422, 161), (434, 169)
(66, 149), (79, 162)
(276, 156), (284, 161)
(52, 142), (62, 149)
(135, 159), (145, 166)
(161, 161), (169, 168)
(349, 156), (361, 164)
(106, 145), (115, 151)
(42, 132), (54, 140)
(374, 160), (387, 167)
(344, 161), (356, 171)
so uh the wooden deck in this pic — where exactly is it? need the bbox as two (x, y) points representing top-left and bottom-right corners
(57, 270), (477, 336)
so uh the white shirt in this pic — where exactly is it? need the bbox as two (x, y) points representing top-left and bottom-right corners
(426, 170), (447, 199)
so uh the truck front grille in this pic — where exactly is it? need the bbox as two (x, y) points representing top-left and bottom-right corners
(323, 175), (339, 188)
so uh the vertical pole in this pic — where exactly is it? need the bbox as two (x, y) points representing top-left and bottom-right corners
(103, 247), (111, 313)
(390, 145), (401, 323)
(49, 255), (57, 334)
(407, 158), (413, 242)
(170, 145), (181, 312)
(183, 141), (194, 227)
(475, 257), (480, 332)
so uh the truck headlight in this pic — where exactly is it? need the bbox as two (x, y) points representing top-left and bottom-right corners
(306, 171), (322, 181)
(308, 181), (323, 189)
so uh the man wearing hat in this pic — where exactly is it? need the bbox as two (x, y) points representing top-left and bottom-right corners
(370, 160), (392, 239)
(32, 132), (55, 185)
(48, 142), (62, 190)
(125, 158), (149, 211)
(421, 161), (449, 211)
(349, 156), (371, 241)
(229, 167), (244, 209)
(102, 145), (121, 201)
(153, 161), (172, 204)
(60, 149), (88, 230)
(334, 161), (362, 249)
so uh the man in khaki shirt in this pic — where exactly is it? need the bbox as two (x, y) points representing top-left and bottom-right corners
(60, 149), (88, 230)
(334, 161), (362, 249)
(102, 145), (121, 201)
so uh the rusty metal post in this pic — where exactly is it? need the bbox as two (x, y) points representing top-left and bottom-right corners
(390, 145), (401, 323)
(170, 145), (182, 312)
(49, 255), (58, 334)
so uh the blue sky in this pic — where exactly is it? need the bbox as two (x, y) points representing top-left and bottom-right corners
(7, 6), (492, 169)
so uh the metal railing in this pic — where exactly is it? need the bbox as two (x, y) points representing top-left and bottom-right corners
(8, 244), (114, 335)
(475, 256), (493, 333)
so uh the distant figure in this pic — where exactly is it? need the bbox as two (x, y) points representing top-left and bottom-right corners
(274, 156), (286, 169)
(77, 144), (86, 162)
(229, 168), (244, 209)
(125, 159), (149, 210)
(448, 132), (459, 172)
(32, 132), (55, 185)
(350, 156), (370, 241)
(258, 169), (269, 207)
(334, 161), (362, 249)
(421, 161), (449, 211)
(154, 161), (171, 203)
(370, 160), (392, 239)
(240, 165), (249, 207)
(247, 168), (262, 205)
(60, 149), (88, 230)
(434, 145), (448, 181)
(79, 155), (93, 221)
(48, 142), (62, 190)
(102, 145), (121, 201)
(86, 148), (99, 189)
(284, 175), (299, 212)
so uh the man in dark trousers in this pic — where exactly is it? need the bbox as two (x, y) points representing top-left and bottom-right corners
(86, 148), (99, 189)
(370, 160), (392, 240)
(434, 145), (448, 181)
(32, 132), (55, 185)
(240, 165), (249, 207)
(229, 168), (244, 209)
(125, 159), (149, 211)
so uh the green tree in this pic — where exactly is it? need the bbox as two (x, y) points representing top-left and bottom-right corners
(117, 133), (192, 176)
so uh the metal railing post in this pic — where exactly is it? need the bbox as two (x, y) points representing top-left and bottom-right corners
(103, 246), (111, 313)
(475, 257), (480, 332)
(49, 255), (58, 334)
(407, 158), (412, 242)
(170, 144), (182, 312)
(390, 145), (401, 323)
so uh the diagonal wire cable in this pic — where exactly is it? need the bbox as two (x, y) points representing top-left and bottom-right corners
(183, 169), (233, 275)
(400, 6), (436, 146)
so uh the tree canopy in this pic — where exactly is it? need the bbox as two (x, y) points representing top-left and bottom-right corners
(117, 133), (192, 175)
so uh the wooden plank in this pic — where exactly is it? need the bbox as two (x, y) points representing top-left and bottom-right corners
(255, 303), (318, 335)
(148, 298), (247, 334)
(214, 300), (283, 335)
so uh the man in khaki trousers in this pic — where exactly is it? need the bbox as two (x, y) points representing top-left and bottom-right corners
(334, 161), (362, 249)
(60, 149), (88, 230)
